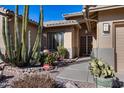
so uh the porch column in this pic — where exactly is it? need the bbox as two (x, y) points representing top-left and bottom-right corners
(77, 27), (80, 57)
(64, 31), (73, 59)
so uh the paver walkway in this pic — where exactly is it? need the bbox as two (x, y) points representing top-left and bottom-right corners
(57, 57), (95, 83)
(57, 57), (124, 87)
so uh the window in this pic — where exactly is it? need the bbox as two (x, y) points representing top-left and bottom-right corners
(48, 32), (64, 50)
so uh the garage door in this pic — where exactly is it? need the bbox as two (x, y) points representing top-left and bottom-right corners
(116, 25), (124, 72)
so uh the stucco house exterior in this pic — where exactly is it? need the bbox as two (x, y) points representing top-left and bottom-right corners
(44, 5), (124, 72)
(0, 5), (124, 72)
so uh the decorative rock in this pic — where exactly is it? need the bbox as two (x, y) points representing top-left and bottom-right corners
(112, 77), (124, 88)
(65, 81), (78, 88)
(0, 70), (3, 79)
(54, 81), (65, 88)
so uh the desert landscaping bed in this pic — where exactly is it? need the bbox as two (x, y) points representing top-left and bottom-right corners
(0, 66), (96, 88)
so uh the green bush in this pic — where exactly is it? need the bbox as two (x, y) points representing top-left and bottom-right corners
(44, 52), (56, 65)
(57, 46), (69, 59)
(39, 52), (48, 66)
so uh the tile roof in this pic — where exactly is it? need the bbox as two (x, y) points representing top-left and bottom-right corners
(44, 20), (79, 27)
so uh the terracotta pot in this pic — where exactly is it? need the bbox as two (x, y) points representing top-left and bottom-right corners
(43, 64), (50, 71)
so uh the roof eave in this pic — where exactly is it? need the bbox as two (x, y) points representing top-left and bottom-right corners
(90, 5), (124, 12)
(44, 23), (80, 28)
(64, 5), (124, 18)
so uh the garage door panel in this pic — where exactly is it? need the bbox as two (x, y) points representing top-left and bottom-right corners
(116, 50), (124, 52)
(117, 64), (124, 70)
(116, 51), (124, 54)
(116, 26), (124, 72)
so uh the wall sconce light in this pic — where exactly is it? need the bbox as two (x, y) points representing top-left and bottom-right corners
(103, 23), (110, 33)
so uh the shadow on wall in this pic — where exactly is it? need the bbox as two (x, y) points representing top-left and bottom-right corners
(65, 50), (69, 59)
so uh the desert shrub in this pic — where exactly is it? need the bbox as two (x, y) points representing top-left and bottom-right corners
(39, 51), (58, 66)
(44, 52), (56, 65)
(57, 46), (69, 59)
(11, 74), (56, 88)
(39, 52), (48, 66)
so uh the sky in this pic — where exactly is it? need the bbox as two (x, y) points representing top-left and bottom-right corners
(0, 5), (82, 22)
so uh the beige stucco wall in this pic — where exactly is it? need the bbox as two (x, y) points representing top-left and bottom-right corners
(64, 31), (72, 58)
(97, 8), (124, 48)
(64, 31), (72, 48)
(95, 7), (124, 69)
(45, 26), (77, 58)
(72, 26), (80, 57)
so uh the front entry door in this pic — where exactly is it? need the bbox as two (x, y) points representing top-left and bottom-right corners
(80, 35), (93, 57)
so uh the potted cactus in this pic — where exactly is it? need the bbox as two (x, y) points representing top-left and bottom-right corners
(89, 58), (115, 88)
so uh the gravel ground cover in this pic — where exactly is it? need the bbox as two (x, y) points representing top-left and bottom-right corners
(0, 66), (96, 88)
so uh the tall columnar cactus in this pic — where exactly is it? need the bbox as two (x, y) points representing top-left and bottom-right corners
(2, 17), (7, 51)
(4, 17), (13, 62)
(0, 5), (43, 67)
(1, 17), (7, 62)
(14, 5), (21, 63)
(14, 6), (20, 52)
(32, 5), (43, 60)
(21, 5), (29, 63)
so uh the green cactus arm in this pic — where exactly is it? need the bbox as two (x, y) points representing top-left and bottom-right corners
(14, 5), (20, 52)
(2, 17), (7, 51)
(21, 5), (26, 62)
(21, 5), (29, 62)
(4, 17), (12, 62)
(39, 5), (43, 49)
(32, 5), (43, 58)
(14, 5), (21, 62)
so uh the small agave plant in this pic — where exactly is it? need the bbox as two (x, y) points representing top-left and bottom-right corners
(89, 58), (115, 78)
